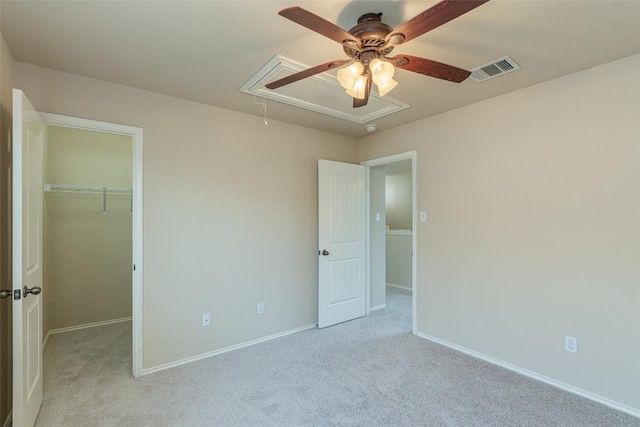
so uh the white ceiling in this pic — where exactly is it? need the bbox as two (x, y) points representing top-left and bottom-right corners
(2, 0), (640, 139)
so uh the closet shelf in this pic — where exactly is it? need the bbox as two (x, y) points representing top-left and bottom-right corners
(44, 183), (132, 195)
(45, 183), (133, 214)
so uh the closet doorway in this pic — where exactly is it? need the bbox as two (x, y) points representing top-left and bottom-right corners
(40, 114), (143, 377)
(45, 124), (132, 328)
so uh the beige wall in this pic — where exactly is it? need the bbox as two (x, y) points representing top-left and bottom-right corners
(15, 62), (359, 369)
(0, 33), (14, 427)
(385, 170), (412, 230)
(45, 126), (132, 332)
(359, 54), (640, 411)
(386, 232), (412, 290)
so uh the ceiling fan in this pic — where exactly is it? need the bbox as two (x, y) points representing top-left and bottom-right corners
(265, 0), (489, 108)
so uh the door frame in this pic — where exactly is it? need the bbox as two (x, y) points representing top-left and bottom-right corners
(362, 150), (417, 334)
(39, 112), (144, 377)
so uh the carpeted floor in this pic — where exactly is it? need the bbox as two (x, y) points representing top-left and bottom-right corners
(37, 287), (639, 426)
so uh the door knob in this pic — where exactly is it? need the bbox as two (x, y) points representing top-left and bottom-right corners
(0, 290), (11, 299)
(321, 249), (330, 256)
(23, 286), (41, 298)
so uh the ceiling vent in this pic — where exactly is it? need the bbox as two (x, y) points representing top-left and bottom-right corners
(470, 56), (520, 82)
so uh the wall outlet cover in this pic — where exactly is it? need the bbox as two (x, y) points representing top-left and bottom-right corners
(565, 336), (577, 353)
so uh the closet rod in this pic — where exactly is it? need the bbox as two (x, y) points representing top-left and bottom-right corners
(44, 183), (132, 195)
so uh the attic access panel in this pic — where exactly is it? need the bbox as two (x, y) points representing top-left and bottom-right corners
(240, 55), (410, 124)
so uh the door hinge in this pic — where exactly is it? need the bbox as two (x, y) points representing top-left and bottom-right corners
(133, 264), (136, 271)
(14, 289), (21, 300)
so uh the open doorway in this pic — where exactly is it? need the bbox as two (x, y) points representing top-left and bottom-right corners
(40, 113), (143, 377)
(364, 151), (417, 333)
(43, 124), (132, 336)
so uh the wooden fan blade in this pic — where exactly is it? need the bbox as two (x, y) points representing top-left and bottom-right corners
(265, 59), (350, 90)
(353, 70), (372, 108)
(353, 97), (367, 108)
(389, 54), (471, 83)
(388, 0), (489, 44)
(279, 7), (359, 45)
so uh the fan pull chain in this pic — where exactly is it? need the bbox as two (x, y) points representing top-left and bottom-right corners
(254, 95), (268, 125)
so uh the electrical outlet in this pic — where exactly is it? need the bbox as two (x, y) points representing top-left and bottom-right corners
(202, 313), (211, 327)
(257, 302), (264, 315)
(565, 336), (577, 353)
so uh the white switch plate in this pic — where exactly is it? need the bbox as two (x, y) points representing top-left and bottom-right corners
(202, 313), (211, 327)
(375, 212), (381, 222)
(420, 211), (427, 222)
(257, 302), (264, 315)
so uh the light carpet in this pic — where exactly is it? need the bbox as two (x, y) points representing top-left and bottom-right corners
(36, 288), (639, 426)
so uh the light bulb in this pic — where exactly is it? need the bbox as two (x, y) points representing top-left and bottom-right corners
(337, 62), (364, 90)
(346, 74), (368, 99)
(376, 78), (398, 96)
(370, 58), (395, 86)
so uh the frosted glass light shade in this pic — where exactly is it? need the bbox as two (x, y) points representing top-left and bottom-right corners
(346, 75), (368, 99)
(337, 62), (364, 90)
(370, 58), (395, 85)
(376, 78), (398, 96)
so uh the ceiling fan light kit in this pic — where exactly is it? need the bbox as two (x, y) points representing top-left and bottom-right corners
(265, 0), (490, 108)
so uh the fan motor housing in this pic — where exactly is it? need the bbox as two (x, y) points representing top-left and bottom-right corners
(344, 12), (394, 58)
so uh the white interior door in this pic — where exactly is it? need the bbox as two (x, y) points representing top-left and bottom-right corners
(12, 89), (44, 427)
(318, 160), (366, 328)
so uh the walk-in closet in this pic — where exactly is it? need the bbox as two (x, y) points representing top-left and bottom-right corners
(43, 125), (133, 336)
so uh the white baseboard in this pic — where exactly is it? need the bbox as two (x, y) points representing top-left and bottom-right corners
(386, 283), (412, 292)
(2, 410), (11, 427)
(415, 331), (640, 419)
(43, 317), (132, 348)
(370, 303), (386, 312)
(142, 323), (317, 376)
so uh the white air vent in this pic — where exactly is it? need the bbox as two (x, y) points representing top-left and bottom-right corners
(470, 56), (520, 82)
